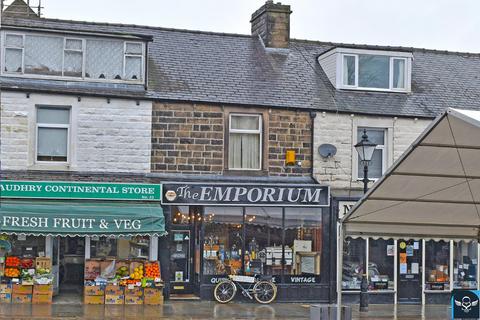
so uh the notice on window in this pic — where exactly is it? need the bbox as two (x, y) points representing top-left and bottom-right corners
(400, 263), (407, 274)
(400, 253), (407, 264)
(387, 245), (394, 256)
(406, 245), (414, 256)
(413, 242), (419, 250)
(412, 263), (419, 274)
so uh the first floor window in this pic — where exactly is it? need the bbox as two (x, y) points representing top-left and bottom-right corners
(228, 114), (262, 170)
(36, 106), (70, 162)
(357, 127), (387, 180)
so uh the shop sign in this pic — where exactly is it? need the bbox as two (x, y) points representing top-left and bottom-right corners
(338, 201), (357, 219)
(162, 183), (330, 207)
(0, 181), (161, 201)
(203, 275), (320, 284)
(284, 275), (320, 284)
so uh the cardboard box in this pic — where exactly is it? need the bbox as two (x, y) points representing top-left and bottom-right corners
(105, 294), (124, 305)
(84, 286), (104, 296)
(124, 287), (143, 297)
(124, 295), (143, 305)
(84, 260), (101, 280)
(143, 288), (162, 297)
(13, 284), (33, 294)
(33, 284), (53, 295)
(32, 293), (52, 304)
(105, 285), (124, 295)
(35, 257), (52, 270)
(144, 294), (163, 305)
(0, 293), (12, 303)
(12, 293), (32, 303)
(0, 284), (12, 294)
(84, 295), (104, 305)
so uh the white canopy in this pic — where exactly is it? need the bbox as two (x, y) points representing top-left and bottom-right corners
(342, 108), (480, 240)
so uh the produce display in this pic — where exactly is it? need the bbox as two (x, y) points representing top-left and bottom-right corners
(130, 265), (143, 280)
(144, 262), (160, 278)
(4, 267), (20, 277)
(5, 257), (20, 267)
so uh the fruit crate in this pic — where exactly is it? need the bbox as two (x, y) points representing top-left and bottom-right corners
(35, 258), (52, 271)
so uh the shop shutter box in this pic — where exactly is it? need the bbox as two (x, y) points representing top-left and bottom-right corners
(12, 293), (32, 303)
(105, 285), (124, 295)
(105, 294), (125, 305)
(12, 284), (33, 294)
(0, 293), (12, 303)
(265, 247), (293, 266)
(0, 284), (12, 294)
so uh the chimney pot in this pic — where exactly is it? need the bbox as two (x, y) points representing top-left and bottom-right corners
(251, 1), (291, 49)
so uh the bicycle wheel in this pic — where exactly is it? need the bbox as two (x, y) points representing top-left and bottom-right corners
(253, 281), (277, 304)
(214, 280), (237, 303)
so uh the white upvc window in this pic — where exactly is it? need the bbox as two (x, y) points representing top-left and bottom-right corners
(341, 52), (410, 92)
(228, 114), (262, 170)
(356, 127), (387, 180)
(63, 37), (84, 78)
(2, 31), (145, 83)
(36, 106), (71, 163)
(3, 33), (24, 73)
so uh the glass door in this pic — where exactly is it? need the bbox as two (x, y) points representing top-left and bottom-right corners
(397, 239), (422, 304)
(170, 229), (192, 293)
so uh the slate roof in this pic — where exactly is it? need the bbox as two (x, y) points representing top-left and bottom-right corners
(2, 16), (480, 118)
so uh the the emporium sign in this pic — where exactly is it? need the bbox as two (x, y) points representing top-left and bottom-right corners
(161, 183), (330, 207)
(0, 181), (162, 201)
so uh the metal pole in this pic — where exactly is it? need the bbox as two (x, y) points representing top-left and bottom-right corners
(281, 207), (285, 282)
(363, 163), (369, 194)
(337, 222), (344, 320)
(241, 206), (246, 275)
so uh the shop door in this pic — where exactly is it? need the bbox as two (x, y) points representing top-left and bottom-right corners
(397, 239), (422, 304)
(170, 229), (193, 294)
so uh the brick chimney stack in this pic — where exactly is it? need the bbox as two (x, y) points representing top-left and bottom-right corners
(251, 1), (291, 49)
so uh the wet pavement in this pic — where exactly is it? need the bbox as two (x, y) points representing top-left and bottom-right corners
(0, 302), (452, 319)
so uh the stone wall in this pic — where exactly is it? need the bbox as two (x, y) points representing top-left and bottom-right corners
(0, 91), (152, 173)
(313, 112), (431, 194)
(151, 102), (312, 176)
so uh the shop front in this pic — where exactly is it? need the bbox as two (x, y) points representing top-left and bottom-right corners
(335, 198), (479, 305)
(0, 180), (166, 305)
(161, 182), (332, 302)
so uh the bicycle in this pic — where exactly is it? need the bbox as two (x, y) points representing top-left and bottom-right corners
(213, 274), (277, 304)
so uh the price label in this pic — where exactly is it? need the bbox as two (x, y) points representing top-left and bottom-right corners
(127, 284), (134, 290)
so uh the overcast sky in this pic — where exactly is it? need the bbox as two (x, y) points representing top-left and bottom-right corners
(37, 0), (480, 53)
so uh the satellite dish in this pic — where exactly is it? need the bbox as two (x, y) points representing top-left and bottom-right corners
(318, 144), (337, 158)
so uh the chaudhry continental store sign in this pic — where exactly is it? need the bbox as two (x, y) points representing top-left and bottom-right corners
(0, 181), (162, 201)
(161, 183), (330, 207)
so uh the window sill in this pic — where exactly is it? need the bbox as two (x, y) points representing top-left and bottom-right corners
(223, 170), (268, 177)
(338, 86), (410, 94)
(28, 163), (71, 171)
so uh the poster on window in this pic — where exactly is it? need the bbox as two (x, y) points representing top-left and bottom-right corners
(400, 263), (407, 274)
(406, 245), (414, 256)
(387, 245), (394, 256)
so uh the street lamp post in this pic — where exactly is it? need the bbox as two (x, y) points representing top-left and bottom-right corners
(354, 129), (377, 313)
(355, 129), (378, 194)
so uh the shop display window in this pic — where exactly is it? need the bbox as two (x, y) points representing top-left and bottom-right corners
(368, 239), (394, 291)
(342, 237), (366, 290)
(10, 235), (46, 258)
(90, 236), (150, 259)
(425, 240), (450, 290)
(245, 207), (282, 276)
(203, 207), (243, 275)
(285, 208), (322, 277)
(453, 241), (478, 289)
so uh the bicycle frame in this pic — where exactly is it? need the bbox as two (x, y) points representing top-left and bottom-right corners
(232, 280), (256, 300)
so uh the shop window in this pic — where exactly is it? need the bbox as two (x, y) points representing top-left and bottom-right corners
(228, 114), (262, 170)
(356, 127), (386, 180)
(368, 239), (394, 291)
(10, 235), (46, 257)
(36, 106), (70, 162)
(89, 236), (150, 259)
(453, 241), (478, 289)
(171, 206), (192, 225)
(244, 207), (282, 276)
(203, 207), (243, 275)
(342, 237), (366, 290)
(425, 240), (450, 290)
(285, 208), (322, 277)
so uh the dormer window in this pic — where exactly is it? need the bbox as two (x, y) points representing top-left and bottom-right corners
(318, 48), (412, 93)
(2, 31), (146, 84)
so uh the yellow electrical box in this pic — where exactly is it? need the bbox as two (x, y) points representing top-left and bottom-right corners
(285, 150), (296, 166)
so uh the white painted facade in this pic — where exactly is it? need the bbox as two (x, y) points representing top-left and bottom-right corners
(0, 91), (152, 173)
(313, 112), (431, 195)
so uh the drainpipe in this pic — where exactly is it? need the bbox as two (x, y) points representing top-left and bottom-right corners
(309, 111), (317, 178)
